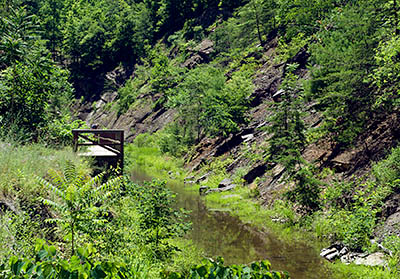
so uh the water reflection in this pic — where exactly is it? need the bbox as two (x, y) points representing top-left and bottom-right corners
(131, 170), (331, 279)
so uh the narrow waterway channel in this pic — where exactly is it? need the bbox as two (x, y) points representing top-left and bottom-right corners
(131, 170), (331, 279)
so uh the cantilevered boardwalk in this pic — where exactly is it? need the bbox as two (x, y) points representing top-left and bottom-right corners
(72, 129), (124, 173)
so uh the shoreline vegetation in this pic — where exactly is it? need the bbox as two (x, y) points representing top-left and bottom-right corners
(126, 134), (400, 279)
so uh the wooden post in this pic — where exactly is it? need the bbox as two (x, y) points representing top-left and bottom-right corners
(73, 130), (78, 152)
(120, 130), (124, 175)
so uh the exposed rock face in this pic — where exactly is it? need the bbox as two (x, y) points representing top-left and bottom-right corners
(182, 39), (214, 69)
(381, 211), (400, 237)
(218, 178), (233, 188)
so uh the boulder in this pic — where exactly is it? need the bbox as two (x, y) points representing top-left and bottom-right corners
(241, 134), (254, 143)
(320, 248), (338, 258)
(354, 252), (386, 267)
(205, 184), (237, 195)
(219, 178), (233, 188)
(326, 251), (340, 261)
(320, 242), (346, 261)
(339, 247), (349, 256)
(194, 39), (214, 55)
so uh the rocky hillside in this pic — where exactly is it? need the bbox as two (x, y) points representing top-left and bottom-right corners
(77, 30), (400, 243)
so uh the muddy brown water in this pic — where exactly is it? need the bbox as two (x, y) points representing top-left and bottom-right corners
(131, 170), (331, 279)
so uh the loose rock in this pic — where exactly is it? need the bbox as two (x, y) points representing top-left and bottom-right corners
(326, 251), (340, 261)
(218, 178), (233, 188)
(205, 184), (237, 195)
(354, 252), (386, 267)
(320, 248), (338, 258)
(195, 172), (211, 183)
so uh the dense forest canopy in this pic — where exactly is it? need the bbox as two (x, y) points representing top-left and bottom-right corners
(1, 0), (400, 145)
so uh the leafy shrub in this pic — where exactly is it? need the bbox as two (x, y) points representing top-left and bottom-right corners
(373, 146), (400, 189)
(285, 167), (321, 212)
(343, 207), (376, 251)
(0, 240), (136, 279)
(127, 180), (190, 260)
(162, 257), (289, 279)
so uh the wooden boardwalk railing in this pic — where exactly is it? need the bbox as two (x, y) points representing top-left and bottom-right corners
(72, 129), (124, 174)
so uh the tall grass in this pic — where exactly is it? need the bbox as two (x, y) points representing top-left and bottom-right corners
(0, 142), (88, 197)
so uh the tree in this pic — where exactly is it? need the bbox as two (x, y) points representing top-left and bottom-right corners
(133, 179), (189, 259)
(0, 5), (74, 140)
(213, 0), (277, 52)
(38, 0), (65, 54)
(275, 0), (337, 39)
(37, 162), (123, 255)
(238, 0), (277, 46)
(371, 35), (400, 109)
(0, 5), (39, 68)
(268, 67), (306, 174)
(168, 65), (253, 142)
(308, 2), (381, 145)
(268, 67), (320, 212)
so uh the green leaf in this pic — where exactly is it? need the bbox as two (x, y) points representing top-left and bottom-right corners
(91, 265), (107, 279)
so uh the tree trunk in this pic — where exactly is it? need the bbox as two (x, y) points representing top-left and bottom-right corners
(252, 2), (263, 46)
(394, 0), (399, 35)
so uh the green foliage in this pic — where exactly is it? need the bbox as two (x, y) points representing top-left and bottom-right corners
(0, 4), (74, 142)
(275, 0), (336, 39)
(117, 75), (147, 115)
(285, 167), (321, 212)
(162, 257), (289, 279)
(316, 180), (386, 250)
(331, 260), (398, 279)
(117, 47), (184, 115)
(125, 133), (185, 179)
(0, 5), (39, 67)
(373, 146), (400, 189)
(147, 46), (185, 105)
(213, 0), (277, 53)
(0, 59), (73, 139)
(344, 206), (375, 251)
(267, 68), (306, 174)
(158, 122), (193, 157)
(0, 240), (136, 279)
(0, 142), (87, 196)
(128, 179), (190, 260)
(37, 162), (123, 254)
(308, 3), (382, 145)
(168, 65), (253, 142)
(0, 211), (41, 260)
(275, 33), (309, 63)
(371, 34), (400, 108)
